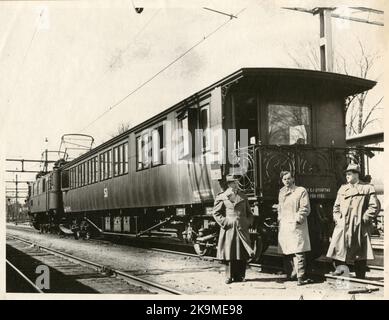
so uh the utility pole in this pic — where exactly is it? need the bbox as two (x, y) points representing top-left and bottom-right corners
(282, 6), (384, 72)
(15, 174), (18, 224)
(315, 8), (334, 72)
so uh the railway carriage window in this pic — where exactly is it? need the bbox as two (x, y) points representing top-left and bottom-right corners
(42, 178), (46, 192)
(78, 165), (82, 187)
(94, 156), (98, 182)
(108, 150), (112, 178)
(123, 143), (128, 173)
(118, 144), (123, 174)
(200, 105), (210, 152)
(86, 160), (92, 184)
(112, 143), (128, 176)
(267, 104), (311, 145)
(136, 134), (151, 170)
(90, 159), (93, 183)
(177, 116), (190, 159)
(114, 146), (119, 176)
(80, 164), (83, 186)
(103, 153), (107, 180)
(99, 154), (104, 180)
(152, 125), (166, 166)
(83, 163), (86, 186)
(84, 162), (87, 185)
(136, 136), (143, 170)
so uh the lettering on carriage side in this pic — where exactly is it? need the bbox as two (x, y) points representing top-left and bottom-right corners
(35, 265), (50, 289)
(307, 187), (332, 199)
(104, 187), (108, 198)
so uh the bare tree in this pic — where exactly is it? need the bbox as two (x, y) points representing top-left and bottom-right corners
(111, 121), (132, 138)
(286, 37), (383, 136)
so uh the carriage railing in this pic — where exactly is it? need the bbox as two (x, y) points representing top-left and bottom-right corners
(230, 144), (383, 200)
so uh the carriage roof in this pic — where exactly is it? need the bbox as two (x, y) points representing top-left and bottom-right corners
(63, 67), (376, 167)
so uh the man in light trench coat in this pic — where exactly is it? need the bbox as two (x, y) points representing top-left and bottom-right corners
(212, 174), (255, 284)
(326, 163), (379, 279)
(278, 171), (313, 286)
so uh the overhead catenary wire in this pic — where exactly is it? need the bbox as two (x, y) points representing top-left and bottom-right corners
(69, 8), (161, 117)
(80, 7), (246, 132)
(7, 9), (43, 106)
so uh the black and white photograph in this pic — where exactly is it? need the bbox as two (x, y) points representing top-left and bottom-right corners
(1, 0), (387, 301)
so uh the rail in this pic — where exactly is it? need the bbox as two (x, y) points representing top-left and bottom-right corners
(7, 235), (183, 295)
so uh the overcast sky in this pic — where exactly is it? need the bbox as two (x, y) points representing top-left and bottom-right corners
(1, 0), (386, 189)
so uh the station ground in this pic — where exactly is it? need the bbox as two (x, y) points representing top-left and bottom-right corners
(6, 225), (384, 299)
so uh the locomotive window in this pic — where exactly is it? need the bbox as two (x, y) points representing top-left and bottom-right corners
(267, 104), (311, 145)
(42, 179), (46, 192)
(200, 105), (210, 152)
(70, 168), (73, 188)
(62, 170), (70, 189)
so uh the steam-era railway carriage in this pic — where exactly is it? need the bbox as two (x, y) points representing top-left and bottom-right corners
(28, 68), (381, 259)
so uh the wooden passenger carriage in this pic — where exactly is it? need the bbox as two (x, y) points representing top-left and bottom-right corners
(28, 68), (380, 257)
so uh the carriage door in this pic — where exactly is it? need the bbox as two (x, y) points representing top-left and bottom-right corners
(229, 93), (259, 194)
(233, 93), (259, 147)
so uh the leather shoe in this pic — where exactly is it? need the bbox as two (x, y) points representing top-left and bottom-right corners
(297, 278), (314, 286)
(225, 278), (233, 284)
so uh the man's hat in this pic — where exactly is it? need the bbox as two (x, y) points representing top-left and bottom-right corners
(344, 163), (361, 174)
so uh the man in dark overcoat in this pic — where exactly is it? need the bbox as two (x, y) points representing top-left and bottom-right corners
(326, 163), (379, 279)
(212, 174), (255, 284)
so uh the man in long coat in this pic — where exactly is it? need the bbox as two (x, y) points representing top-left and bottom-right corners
(212, 174), (255, 284)
(278, 171), (313, 285)
(326, 163), (379, 279)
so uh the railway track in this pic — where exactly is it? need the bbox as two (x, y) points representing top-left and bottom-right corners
(7, 224), (384, 290)
(6, 235), (183, 295)
(148, 247), (384, 288)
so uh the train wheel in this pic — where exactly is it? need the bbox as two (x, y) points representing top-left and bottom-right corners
(193, 243), (210, 256)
